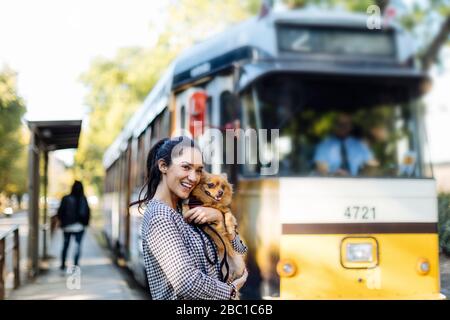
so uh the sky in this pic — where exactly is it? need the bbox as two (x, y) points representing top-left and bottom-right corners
(1, 0), (449, 165)
(0, 0), (168, 164)
(0, 0), (167, 121)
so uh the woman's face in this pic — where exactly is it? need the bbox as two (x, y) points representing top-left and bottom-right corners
(161, 147), (204, 200)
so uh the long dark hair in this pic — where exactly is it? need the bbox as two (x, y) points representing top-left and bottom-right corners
(70, 180), (85, 199)
(130, 136), (200, 211)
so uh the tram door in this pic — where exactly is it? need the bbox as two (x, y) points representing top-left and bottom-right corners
(173, 76), (239, 183)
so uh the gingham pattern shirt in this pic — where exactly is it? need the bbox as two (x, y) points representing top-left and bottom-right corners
(141, 198), (247, 300)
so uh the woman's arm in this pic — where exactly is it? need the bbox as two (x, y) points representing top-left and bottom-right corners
(229, 231), (248, 255)
(146, 213), (232, 300)
(184, 207), (248, 254)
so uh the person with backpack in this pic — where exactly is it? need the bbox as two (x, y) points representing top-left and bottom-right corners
(57, 180), (90, 270)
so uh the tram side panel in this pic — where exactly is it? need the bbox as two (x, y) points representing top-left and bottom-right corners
(129, 190), (147, 287)
(235, 179), (281, 299)
(118, 148), (132, 260)
(103, 164), (121, 251)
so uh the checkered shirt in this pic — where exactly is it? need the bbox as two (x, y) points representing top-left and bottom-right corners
(141, 198), (247, 300)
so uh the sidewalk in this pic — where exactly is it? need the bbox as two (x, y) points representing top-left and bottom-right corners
(7, 228), (149, 300)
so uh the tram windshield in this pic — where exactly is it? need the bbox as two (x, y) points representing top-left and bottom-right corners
(240, 73), (432, 178)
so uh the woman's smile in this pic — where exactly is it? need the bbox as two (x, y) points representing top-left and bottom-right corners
(180, 181), (194, 193)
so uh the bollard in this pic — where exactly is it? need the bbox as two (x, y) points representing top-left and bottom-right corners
(13, 228), (20, 289)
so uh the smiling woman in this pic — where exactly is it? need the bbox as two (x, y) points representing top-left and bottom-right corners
(131, 136), (248, 300)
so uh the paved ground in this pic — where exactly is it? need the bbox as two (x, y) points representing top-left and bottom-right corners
(2, 212), (449, 299)
(1, 213), (149, 300)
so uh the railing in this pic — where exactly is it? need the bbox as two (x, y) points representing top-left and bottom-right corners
(0, 225), (20, 300)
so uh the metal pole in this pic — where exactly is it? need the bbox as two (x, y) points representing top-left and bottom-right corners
(13, 228), (20, 289)
(0, 238), (5, 300)
(27, 132), (40, 278)
(42, 151), (49, 259)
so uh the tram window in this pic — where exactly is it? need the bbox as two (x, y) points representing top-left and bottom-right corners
(105, 168), (111, 193)
(160, 108), (170, 138)
(220, 91), (240, 126)
(206, 97), (213, 128)
(137, 132), (146, 188)
(220, 91), (241, 178)
(277, 25), (395, 58)
(240, 92), (259, 176)
(180, 105), (186, 130)
(154, 115), (161, 140)
(239, 74), (431, 178)
(149, 123), (156, 148)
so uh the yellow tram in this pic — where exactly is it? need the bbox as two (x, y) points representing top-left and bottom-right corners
(102, 9), (444, 299)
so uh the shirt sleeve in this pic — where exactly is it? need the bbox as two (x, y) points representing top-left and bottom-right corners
(230, 233), (248, 254)
(146, 212), (232, 300)
(313, 138), (330, 163)
(360, 141), (375, 162)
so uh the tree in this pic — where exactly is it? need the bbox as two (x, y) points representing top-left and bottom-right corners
(0, 67), (27, 203)
(76, 0), (259, 195)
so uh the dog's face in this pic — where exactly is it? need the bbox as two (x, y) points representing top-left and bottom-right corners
(195, 172), (233, 206)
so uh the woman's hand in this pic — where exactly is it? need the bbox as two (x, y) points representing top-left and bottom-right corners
(231, 268), (248, 291)
(183, 206), (222, 225)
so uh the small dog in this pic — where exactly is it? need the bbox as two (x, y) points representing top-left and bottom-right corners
(183, 171), (246, 285)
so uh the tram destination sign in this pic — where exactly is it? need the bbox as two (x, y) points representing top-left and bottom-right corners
(277, 24), (396, 59)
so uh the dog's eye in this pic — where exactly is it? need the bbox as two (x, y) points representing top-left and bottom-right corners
(207, 183), (215, 188)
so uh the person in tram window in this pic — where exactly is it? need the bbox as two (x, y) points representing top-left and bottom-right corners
(57, 180), (90, 271)
(313, 112), (379, 176)
(132, 136), (248, 300)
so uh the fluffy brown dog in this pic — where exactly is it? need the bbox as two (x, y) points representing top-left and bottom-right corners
(183, 171), (246, 285)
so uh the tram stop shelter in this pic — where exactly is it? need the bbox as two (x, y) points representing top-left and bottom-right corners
(26, 119), (82, 278)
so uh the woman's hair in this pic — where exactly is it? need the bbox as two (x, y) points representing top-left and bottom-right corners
(130, 136), (200, 211)
(70, 180), (85, 199)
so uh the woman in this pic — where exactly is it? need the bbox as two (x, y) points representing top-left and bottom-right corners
(57, 180), (90, 270)
(134, 136), (248, 300)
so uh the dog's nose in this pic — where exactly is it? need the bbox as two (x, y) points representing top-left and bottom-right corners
(217, 190), (223, 197)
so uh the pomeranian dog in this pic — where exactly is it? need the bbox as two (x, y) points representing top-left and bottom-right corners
(183, 171), (246, 285)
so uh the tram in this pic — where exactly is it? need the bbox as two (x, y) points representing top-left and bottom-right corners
(102, 9), (443, 299)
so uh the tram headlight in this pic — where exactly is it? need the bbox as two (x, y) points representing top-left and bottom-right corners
(276, 259), (297, 277)
(341, 237), (378, 268)
(416, 258), (430, 275)
(346, 243), (374, 262)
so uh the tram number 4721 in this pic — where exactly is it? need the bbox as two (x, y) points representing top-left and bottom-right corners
(344, 206), (376, 220)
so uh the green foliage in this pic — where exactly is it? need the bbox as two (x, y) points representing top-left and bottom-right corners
(76, 0), (258, 195)
(438, 193), (450, 254)
(76, 47), (152, 194)
(0, 67), (27, 198)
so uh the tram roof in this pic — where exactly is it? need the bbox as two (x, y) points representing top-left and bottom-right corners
(171, 9), (407, 88)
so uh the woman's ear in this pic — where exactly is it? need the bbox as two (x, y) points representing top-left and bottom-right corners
(158, 160), (168, 174)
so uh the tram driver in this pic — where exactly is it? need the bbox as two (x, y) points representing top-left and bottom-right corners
(313, 112), (379, 176)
